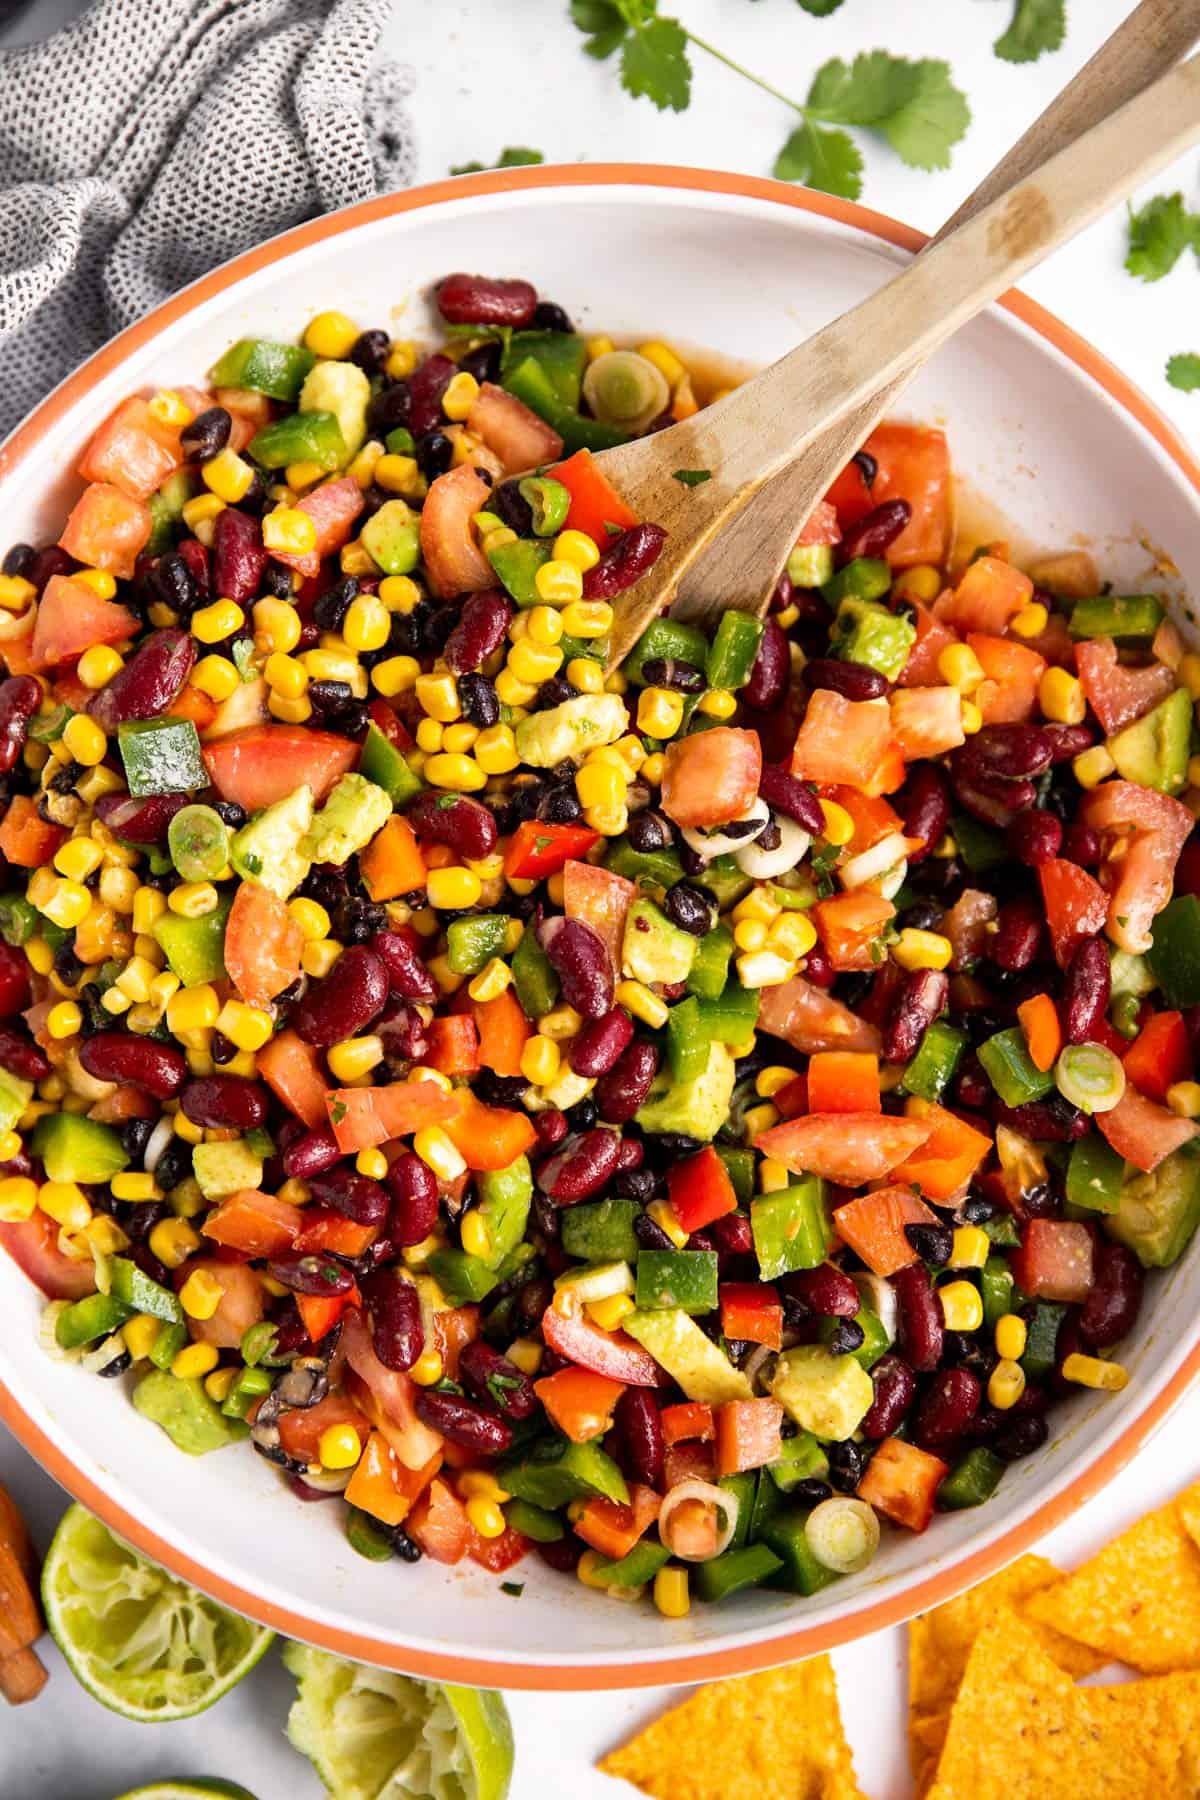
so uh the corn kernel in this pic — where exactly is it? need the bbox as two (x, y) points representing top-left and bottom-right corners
(521, 1034), (561, 1086)
(172, 1341), (220, 1381)
(0, 1177), (38, 1222)
(112, 1171), (162, 1202)
(356, 1147), (389, 1181)
(697, 687), (737, 720)
(179, 1267), (224, 1321)
(166, 985), (221, 1034)
(473, 724), (519, 775)
(532, 558), (582, 605)
(893, 928), (953, 972)
(575, 761), (625, 813)
(304, 310), (360, 359)
(587, 1293), (635, 1332)
(54, 837), (103, 884)
(460, 1210), (492, 1261)
(191, 655), (240, 702)
(0, 574), (36, 613)
(426, 866), (483, 911)
(995, 1313), (1028, 1361)
(638, 339), (687, 388)
(314, 1422), (362, 1470)
(1167, 1080), (1200, 1119)
(647, 1197), (689, 1249)
(537, 1005), (583, 1043)
(132, 887), (168, 936)
(100, 986), (131, 1016)
(1061, 1352), (1128, 1391)
(734, 918), (768, 953)
(424, 752), (486, 793)
(59, 714), (107, 768)
(191, 598), (245, 645)
(173, 1111), (204, 1145)
(253, 596), (302, 655)
(525, 606), (563, 649)
(586, 335), (615, 362)
(654, 1565), (690, 1619)
(287, 898), (331, 942)
(73, 566), (119, 600)
(263, 651), (308, 699)
(1039, 666), (1086, 725)
(343, 594), (390, 653)
(415, 717), (445, 754)
(1181, 654), (1200, 702)
(76, 645), (124, 690)
(408, 1348), (444, 1387)
(1073, 745), (1116, 789)
(168, 881), (219, 919)
(614, 980), (669, 1028)
(565, 657), (604, 695)
(988, 1358), (1026, 1410)
(758, 1157), (791, 1193)
(505, 1338), (542, 1378)
(938, 1279), (983, 1332)
(45, 1001), (82, 1040)
(202, 447), (255, 505)
(949, 1225), (990, 1270)
(413, 1126), (467, 1182)
(1010, 601), (1049, 639)
(39, 1180), (91, 1230)
(201, 1367), (236, 1405)
(440, 370), (480, 421)
(372, 654), (420, 697)
(97, 865), (138, 915)
(508, 639), (563, 686)
(285, 460), (326, 493)
(42, 880), (91, 931)
(769, 912), (818, 960)
(561, 603), (612, 642)
(736, 949), (795, 990)
(813, 799), (851, 847)
(552, 529), (601, 572)
(636, 687), (685, 738)
(0, 1131), (20, 1163)
(467, 958), (512, 1005)
(302, 938), (342, 979)
(415, 671), (460, 723)
(263, 507), (317, 557)
(327, 1035), (385, 1083)
(121, 1313), (164, 1360)
(938, 644), (985, 692)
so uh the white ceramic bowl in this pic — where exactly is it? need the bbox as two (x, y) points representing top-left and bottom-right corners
(3, 168), (1200, 1691)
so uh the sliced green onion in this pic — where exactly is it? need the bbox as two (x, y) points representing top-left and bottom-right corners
(518, 475), (571, 538)
(552, 1259), (634, 1304)
(27, 703), (74, 743)
(1054, 1043), (1126, 1115)
(804, 1497), (881, 1574)
(0, 895), (37, 945)
(582, 350), (670, 433)
(239, 1321), (279, 1367)
(167, 803), (230, 882)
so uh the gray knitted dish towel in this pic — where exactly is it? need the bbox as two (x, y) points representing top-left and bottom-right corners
(0, 0), (415, 438)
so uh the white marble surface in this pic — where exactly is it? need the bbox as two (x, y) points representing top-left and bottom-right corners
(3, 1), (1200, 1796)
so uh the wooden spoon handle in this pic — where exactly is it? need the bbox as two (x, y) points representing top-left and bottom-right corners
(0, 1645), (47, 1706)
(674, 0), (1200, 620)
(0, 1480), (47, 1704)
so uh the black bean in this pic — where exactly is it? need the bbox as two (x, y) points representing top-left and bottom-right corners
(827, 1440), (868, 1492)
(827, 1319), (865, 1356)
(905, 1223), (953, 1265)
(532, 301), (573, 332)
(313, 578), (358, 634)
(626, 810), (671, 852)
(2, 544), (35, 579)
(458, 672), (500, 728)
(640, 657), (705, 692)
(415, 430), (454, 480)
(351, 329), (391, 375)
(664, 882), (714, 937)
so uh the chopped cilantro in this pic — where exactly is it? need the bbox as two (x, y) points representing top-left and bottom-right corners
(1167, 354), (1200, 394)
(672, 468), (712, 486)
(330, 1101), (347, 1124)
(1126, 193), (1200, 283)
(501, 1581), (525, 1597)
(451, 147), (544, 175)
(231, 637), (257, 682)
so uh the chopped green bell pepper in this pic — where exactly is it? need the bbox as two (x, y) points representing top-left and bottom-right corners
(358, 721), (423, 806)
(500, 331), (588, 407)
(346, 1508), (395, 1562)
(983, 1213), (1020, 1249)
(511, 925), (559, 1018)
(635, 1250), (719, 1315)
(904, 1020), (967, 1103)
(978, 1027), (1054, 1107)
(695, 1543), (783, 1604)
(980, 1256), (1015, 1328)
(503, 1498), (564, 1543)
(474, 1155), (533, 1271)
(591, 1540), (672, 1590)
(1020, 1302), (1067, 1381)
(687, 926), (734, 1000)
(1105, 1147), (1200, 1268)
(751, 1179), (831, 1280)
(1147, 895), (1200, 1006)
(716, 1147), (755, 1207)
(821, 1306), (890, 1370)
(209, 338), (316, 401)
(767, 1430), (829, 1492)
(718, 1472), (757, 1550)
(822, 558), (892, 607)
(787, 543), (835, 588)
(32, 1113), (126, 1185)
(118, 719), (206, 797)
(152, 894), (232, 987)
(561, 1198), (641, 1264)
(502, 355), (628, 456)
(446, 913), (508, 975)
(426, 1248), (500, 1305)
(1066, 1134), (1127, 1215)
(760, 1512), (841, 1596)
(147, 1320), (189, 1371)
(518, 475), (571, 537)
(55, 1291), (133, 1350)
(109, 1257), (183, 1324)
(829, 594), (915, 681)
(498, 1436), (629, 1509)
(937, 1446), (1005, 1510)
(487, 537), (552, 606)
(624, 617), (709, 686)
(0, 895), (37, 946)
(951, 813), (1007, 875)
(248, 410), (346, 471)
(1070, 594), (1164, 639)
(145, 467), (196, 556)
(220, 1365), (272, 1420)
(706, 613), (765, 692)
(385, 426), (415, 454)
(606, 837), (685, 891)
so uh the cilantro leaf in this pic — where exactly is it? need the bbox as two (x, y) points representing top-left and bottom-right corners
(672, 468), (712, 486)
(1167, 353), (1200, 393)
(774, 122), (863, 200)
(451, 148), (544, 175)
(994, 0), (1066, 64)
(570, 0), (627, 60)
(796, 0), (844, 12)
(805, 53), (969, 172)
(1125, 194), (1199, 283)
(621, 15), (691, 111)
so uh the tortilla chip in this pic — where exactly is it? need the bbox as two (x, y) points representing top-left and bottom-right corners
(597, 1658), (866, 1800)
(1025, 1483), (1200, 1674)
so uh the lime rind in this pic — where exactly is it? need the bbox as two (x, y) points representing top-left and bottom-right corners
(42, 1504), (274, 1723)
(112, 1783), (260, 1799)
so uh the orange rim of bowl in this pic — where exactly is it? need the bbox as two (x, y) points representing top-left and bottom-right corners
(3, 163), (1200, 1689)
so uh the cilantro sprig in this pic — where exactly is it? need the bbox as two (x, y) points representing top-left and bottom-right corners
(994, 0), (1066, 65)
(1125, 193), (1200, 283)
(451, 147), (545, 175)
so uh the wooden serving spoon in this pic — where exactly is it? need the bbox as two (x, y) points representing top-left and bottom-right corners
(0, 1480), (48, 1703)
(670, 0), (1200, 633)
(601, 41), (1200, 667)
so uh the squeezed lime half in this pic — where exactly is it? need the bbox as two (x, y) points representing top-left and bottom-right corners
(112, 1783), (260, 1799)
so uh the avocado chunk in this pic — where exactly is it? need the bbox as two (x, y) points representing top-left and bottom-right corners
(0, 1065), (34, 1135)
(621, 896), (696, 986)
(153, 894), (232, 987)
(1107, 686), (1191, 795)
(360, 499), (420, 576)
(515, 694), (628, 768)
(192, 1138), (264, 1199)
(497, 1437), (629, 1510)
(230, 784), (314, 899)
(32, 1113), (127, 1185)
(635, 1039), (736, 1142)
(299, 773), (392, 868)
(359, 721), (423, 806)
(1105, 1148), (1200, 1267)
(132, 1369), (249, 1454)
(622, 1307), (752, 1405)
(829, 597), (915, 682)
(298, 358), (371, 462)
(770, 1344), (875, 1441)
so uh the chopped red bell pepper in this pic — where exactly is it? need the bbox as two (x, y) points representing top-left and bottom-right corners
(533, 1366), (625, 1443)
(540, 1290), (663, 1386)
(660, 1402), (715, 1446)
(666, 1145), (737, 1235)
(719, 1282), (784, 1350)
(297, 1286), (360, 1343)
(425, 1014), (481, 1078)
(549, 448), (638, 547)
(503, 819), (601, 881)
(1122, 1010), (1191, 1104)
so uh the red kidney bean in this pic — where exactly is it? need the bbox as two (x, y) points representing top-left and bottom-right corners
(861, 1353), (917, 1440)
(533, 1109), (568, 1150)
(540, 917), (612, 1019)
(537, 1128), (621, 1203)
(1079, 1241), (1144, 1350)
(268, 1253), (357, 1297)
(882, 968), (949, 1063)
(90, 629), (195, 731)
(386, 1150), (440, 1246)
(406, 353), (458, 437)
(957, 723), (1053, 783)
(893, 1263), (944, 1372)
(437, 273), (538, 329)
(281, 1128), (342, 1181)
(1061, 936), (1111, 1046)
(80, 1033), (186, 1099)
(292, 945), (389, 1046)
(757, 763), (825, 836)
(0, 1149), (34, 1179)
(459, 1339), (538, 1420)
(836, 499), (912, 565)
(995, 1097), (1089, 1141)
(803, 945), (835, 988)
(413, 1386), (513, 1454)
(538, 1535), (583, 1574)
(361, 1269), (424, 1372)
(614, 1136), (644, 1173)
(289, 1475), (342, 1503)
(709, 1211), (753, 1256)
(615, 1387), (665, 1488)
(1043, 722), (1095, 764)
(1062, 822), (1101, 866)
(582, 524), (667, 600)
(405, 791), (497, 861)
(596, 1039), (659, 1124)
(743, 618), (789, 712)
(27, 545), (74, 594)
(916, 1367), (982, 1449)
(309, 1166), (390, 1228)
(802, 658), (889, 702)
(780, 1263), (860, 1317)
(0, 1024), (49, 1082)
(1007, 808), (1062, 868)
(371, 928), (436, 1001)
(570, 1007), (633, 1078)
(0, 945), (30, 1020)
(180, 1076), (268, 1131)
(95, 790), (189, 844)
(175, 537), (211, 598)
(991, 896), (1044, 973)
(952, 773), (1033, 829)
(0, 677), (40, 775)
(376, 997), (430, 1065)
(180, 406), (232, 463)
(443, 589), (513, 675)
(897, 765), (951, 863)
(211, 507), (267, 608)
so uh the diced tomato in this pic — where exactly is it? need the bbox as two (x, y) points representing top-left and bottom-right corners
(342, 1310), (444, 1469)
(860, 740), (905, 797)
(325, 1080), (462, 1154)
(534, 1366), (625, 1443)
(224, 880), (302, 1010)
(0, 1210), (97, 1301)
(1039, 858), (1109, 968)
(87, 1083), (156, 1125)
(272, 476), (364, 579)
(892, 1103), (992, 1202)
(293, 1210), (379, 1258)
(425, 1015), (480, 1078)
(367, 698), (414, 752)
(667, 1146), (736, 1234)
(1011, 1219), (1094, 1303)
(574, 1484), (661, 1561)
(856, 1436), (948, 1532)
(296, 1287), (359, 1343)
(467, 1524), (530, 1573)
(30, 574), (138, 670)
(467, 988), (530, 1078)
(0, 796), (68, 869)
(541, 1289), (663, 1386)
(168, 685), (218, 732)
(178, 1258), (264, 1349)
(832, 1185), (938, 1277)
(58, 483), (151, 579)
(897, 603), (958, 688)
(714, 1398), (784, 1477)
(938, 556), (1033, 636)
(562, 857), (634, 974)
(443, 1089), (537, 1172)
(1122, 1011), (1191, 1104)
(344, 1431), (439, 1527)
(941, 888), (998, 972)
(888, 685), (965, 760)
(791, 690), (893, 788)
(258, 1029), (329, 1131)
(1075, 637), (1178, 736)
(719, 1282), (783, 1349)
(201, 1189), (305, 1257)
(824, 424), (951, 568)
(504, 821), (601, 884)
(1080, 781), (1193, 955)
(663, 1440), (717, 1487)
(202, 725), (357, 811)
(78, 396), (183, 501)
(275, 1389), (369, 1463)
(754, 1112), (933, 1185)
(811, 891), (896, 971)
(419, 465), (494, 599)
(795, 499), (841, 546)
(660, 1402), (715, 1446)
(660, 727), (761, 829)
(967, 635), (1046, 726)
(806, 1051), (881, 1114)
(773, 1074), (808, 1119)
(549, 449), (639, 546)
(756, 974), (882, 1056)
(1097, 1085), (1199, 1173)
(468, 382), (563, 473)
(405, 1477), (474, 1564)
